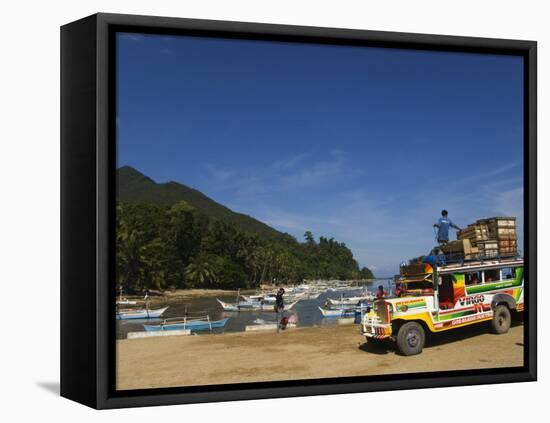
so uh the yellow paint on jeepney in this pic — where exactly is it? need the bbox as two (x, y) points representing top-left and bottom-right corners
(393, 298), (427, 312)
(388, 290), (494, 333)
(389, 310), (494, 333)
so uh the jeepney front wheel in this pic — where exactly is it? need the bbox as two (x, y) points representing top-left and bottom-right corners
(491, 305), (511, 334)
(396, 322), (425, 356)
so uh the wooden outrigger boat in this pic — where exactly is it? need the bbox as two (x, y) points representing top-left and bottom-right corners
(240, 292), (303, 303)
(116, 306), (169, 320)
(327, 294), (374, 306)
(216, 298), (298, 312)
(116, 286), (139, 306)
(143, 316), (230, 332)
(116, 299), (138, 305)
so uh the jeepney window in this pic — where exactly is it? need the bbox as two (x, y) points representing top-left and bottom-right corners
(501, 267), (515, 280)
(466, 272), (481, 286)
(483, 269), (499, 283)
(439, 275), (454, 304)
(441, 275), (453, 285)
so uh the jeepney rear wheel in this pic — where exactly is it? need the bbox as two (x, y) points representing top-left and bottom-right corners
(491, 305), (511, 334)
(396, 322), (425, 356)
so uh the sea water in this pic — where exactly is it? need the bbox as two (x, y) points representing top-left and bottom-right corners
(116, 283), (390, 339)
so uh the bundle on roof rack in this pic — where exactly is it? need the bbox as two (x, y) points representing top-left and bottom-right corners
(457, 216), (517, 258)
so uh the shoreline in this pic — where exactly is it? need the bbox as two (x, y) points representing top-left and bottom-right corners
(116, 323), (523, 390)
(118, 288), (243, 305)
(163, 288), (241, 298)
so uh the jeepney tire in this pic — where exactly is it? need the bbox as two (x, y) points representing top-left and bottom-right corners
(396, 322), (425, 356)
(491, 305), (511, 334)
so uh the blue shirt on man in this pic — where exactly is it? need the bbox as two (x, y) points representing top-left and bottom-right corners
(435, 216), (460, 242)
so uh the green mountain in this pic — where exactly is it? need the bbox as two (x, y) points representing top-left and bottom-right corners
(116, 166), (284, 240)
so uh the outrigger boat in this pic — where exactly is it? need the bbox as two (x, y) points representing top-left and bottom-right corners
(240, 293), (302, 304)
(327, 294), (375, 306)
(216, 298), (298, 312)
(116, 286), (139, 305)
(143, 316), (230, 332)
(116, 306), (169, 320)
(116, 299), (138, 305)
(318, 306), (358, 318)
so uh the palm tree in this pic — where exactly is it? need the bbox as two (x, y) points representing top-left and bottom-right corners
(184, 259), (216, 288)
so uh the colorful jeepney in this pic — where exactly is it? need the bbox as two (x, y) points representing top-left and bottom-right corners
(361, 256), (524, 355)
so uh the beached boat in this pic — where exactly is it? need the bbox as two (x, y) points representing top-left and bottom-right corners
(240, 294), (302, 305)
(116, 299), (138, 305)
(241, 294), (266, 302)
(266, 300), (298, 310)
(143, 316), (230, 332)
(116, 306), (169, 320)
(216, 299), (258, 311)
(217, 298), (298, 312)
(327, 295), (374, 306)
(318, 306), (360, 318)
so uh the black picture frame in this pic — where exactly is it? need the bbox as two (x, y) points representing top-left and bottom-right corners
(60, 12), (537, 409)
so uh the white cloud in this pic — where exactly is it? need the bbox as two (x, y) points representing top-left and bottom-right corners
(202, 150), (362, 195)
(119, 33), (145, 42)
(202, 153), (524, 277)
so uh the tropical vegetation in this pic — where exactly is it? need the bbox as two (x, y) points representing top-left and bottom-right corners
(116, 201), (374, 291)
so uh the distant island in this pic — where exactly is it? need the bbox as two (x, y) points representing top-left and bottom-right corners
(116, 166), (374, 291)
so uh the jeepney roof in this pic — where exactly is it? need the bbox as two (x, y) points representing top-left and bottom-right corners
(437, 257), (524, 274)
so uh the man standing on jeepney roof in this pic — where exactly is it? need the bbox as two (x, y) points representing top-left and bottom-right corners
(433, 210), (461, 245)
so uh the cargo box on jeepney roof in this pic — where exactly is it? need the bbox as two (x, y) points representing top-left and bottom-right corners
(458, 216), (518, 258)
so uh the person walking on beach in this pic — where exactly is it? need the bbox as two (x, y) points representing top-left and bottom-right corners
(433, 210), (461, 245)
(275, 288), (285, 332)
(143, 288), (151, 310)
(275, 288), (285, 312)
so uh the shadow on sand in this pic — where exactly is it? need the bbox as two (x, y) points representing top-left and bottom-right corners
(358, 320), (523, 355)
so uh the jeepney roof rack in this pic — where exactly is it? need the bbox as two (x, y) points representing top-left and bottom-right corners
(436, 250), (523, 265)
(400, 250), (522, 276)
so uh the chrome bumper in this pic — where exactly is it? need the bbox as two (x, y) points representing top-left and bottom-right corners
(361, 318), (392, 339)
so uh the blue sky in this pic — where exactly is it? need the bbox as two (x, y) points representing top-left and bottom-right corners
(116, 33), (524, 277)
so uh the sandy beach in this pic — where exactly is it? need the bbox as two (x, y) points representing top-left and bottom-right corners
(116, 322), (523, 390)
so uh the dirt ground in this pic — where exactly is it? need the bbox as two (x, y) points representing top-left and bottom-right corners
(116, 322), (524, 390)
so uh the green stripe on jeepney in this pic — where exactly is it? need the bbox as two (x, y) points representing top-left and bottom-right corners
(433, 309), (477, 321)
(395, 300), (426, 311)
(465, 267), (524, 295)
(405, 300), (426, 308)
(513, 287), (523, 302)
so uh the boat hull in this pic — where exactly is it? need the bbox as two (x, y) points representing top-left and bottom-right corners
(143, 317), (230, 332)
(318, 306), (357, 318)
(116, 306), (169, 320)
(327, 297), (372, 306)
(217, 299), (298, 311)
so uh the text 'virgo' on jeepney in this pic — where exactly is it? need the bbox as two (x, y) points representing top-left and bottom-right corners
(361, 214), (523, 356)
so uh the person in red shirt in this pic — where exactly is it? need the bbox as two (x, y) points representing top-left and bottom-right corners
(376, 285), (387, 299)
(394, 283), (405, 297)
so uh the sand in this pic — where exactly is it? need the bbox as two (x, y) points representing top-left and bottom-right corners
(116, 322), (524, 390)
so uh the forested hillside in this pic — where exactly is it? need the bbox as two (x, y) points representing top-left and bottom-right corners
(116, 168), (374, 291)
